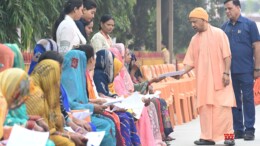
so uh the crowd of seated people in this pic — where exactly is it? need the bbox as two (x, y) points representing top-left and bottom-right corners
(0, 0), (175, 146)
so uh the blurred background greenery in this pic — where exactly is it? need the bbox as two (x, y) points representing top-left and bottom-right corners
(0, 0), (259, 54)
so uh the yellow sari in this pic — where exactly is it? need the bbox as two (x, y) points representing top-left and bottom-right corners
(108, 58), (123, 94)
(25, 60), (74, 146)
(0, 68), (30, 139)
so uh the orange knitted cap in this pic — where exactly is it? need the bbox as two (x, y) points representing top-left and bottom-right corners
(189, 7), (209, 21)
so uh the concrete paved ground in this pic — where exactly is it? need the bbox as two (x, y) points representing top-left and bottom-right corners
(168, 105), (260, 146)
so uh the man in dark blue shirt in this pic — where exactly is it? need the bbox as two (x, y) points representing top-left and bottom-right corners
(222, 0), (260, 141)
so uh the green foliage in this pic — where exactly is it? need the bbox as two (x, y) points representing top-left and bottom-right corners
(173, 0), (226, 53)
(129, 0), (156, 50)
(173, 0), (206, 53)
(0, 0), (228, 52)
(0, 0), (63, 50)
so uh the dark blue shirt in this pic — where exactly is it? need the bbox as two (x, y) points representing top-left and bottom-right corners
(75, 18), (88, 40)
(221, 15), (260, 73)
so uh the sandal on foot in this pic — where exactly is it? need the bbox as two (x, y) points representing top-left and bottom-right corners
(194, 139), (215, 145)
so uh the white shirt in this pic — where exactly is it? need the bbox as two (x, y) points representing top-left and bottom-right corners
(56, 15), (86, 55)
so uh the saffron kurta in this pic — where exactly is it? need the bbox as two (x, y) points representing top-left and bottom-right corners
(183, 24), (236, 141)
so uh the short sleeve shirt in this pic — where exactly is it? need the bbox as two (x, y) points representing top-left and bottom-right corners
(221, 15), (260, 73)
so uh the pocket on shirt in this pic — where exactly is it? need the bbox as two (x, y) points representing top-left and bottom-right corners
(235, 25), (250, 43)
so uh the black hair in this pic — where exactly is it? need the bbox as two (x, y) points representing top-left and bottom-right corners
(52, 0), (83, 41)
(73, 44), (94, 61)
(161, 40), (168, 48)
(99, 14), (114, 30)
(80, 19), (93, 27)
(38, 51), (64, 64)
(224, 0), (241, 7)
(127, 44), (134, 50)
(83, 0), (97, 10)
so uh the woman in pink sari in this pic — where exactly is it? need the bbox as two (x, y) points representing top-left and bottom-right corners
(110, 43), (166, 146)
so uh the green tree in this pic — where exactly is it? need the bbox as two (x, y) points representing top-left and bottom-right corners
(0, 0), (63, 50)
(172, 0), (206, 53)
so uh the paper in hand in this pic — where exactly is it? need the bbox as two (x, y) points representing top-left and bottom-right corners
(158, 69), (185, 78)
(85, 131), (105, 146)
(144, 90), (161, 99)
(103, 97), (124, 106)
(71, 110), (92, 120)
(7, 125), (49, 146)
(64, 127), (105, 146)
(114, 92), (144, 119)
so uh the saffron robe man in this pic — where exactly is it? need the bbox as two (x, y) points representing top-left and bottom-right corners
(181, 7), (236, 145)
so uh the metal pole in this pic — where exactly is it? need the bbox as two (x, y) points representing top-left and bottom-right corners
(168, 0), (174, 63)
(156, 0), (162, 51)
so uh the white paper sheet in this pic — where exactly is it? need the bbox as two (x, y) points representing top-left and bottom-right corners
(158, 69), (185, 78)
(72, 110), (92, 120)
(64, 127), (74, 133)
(144, 90), (161, 99)
(7, 125), (49, 146)
(114, 92), (144, 119)
(103, 97), (124, 106)
(85, 131), (105, 146)
(64, 127), (105, 146)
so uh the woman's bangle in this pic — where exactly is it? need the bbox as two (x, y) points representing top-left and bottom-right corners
(67, 133), (71, 140)
(223, 72), (229, 76)
(75, 127), (81, 132)
(36, 118), (44, 122)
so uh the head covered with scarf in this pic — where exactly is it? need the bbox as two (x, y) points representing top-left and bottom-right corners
(110, 44), (134, 96)
(94, 49), (116, 96)
(61, 50), (94, 112)
(26, 59), (63, 132)
(0, 68), (31, 138)
(0, 44), (14, 72)
(28, 39), (58, 74)
(4, 44), (25, 69)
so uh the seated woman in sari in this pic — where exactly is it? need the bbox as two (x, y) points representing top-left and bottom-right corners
(93, 49), (141, 146)
(61, 49), (116, 146)
(0, 68), (54, 146)
(126, 48), (174, 142)
(0, 46), (55, 146)
(28, 41), (93, 133)
(26, 59), (87, 146)
(38, 51), (94, 133)
(74, 45), (125, 146)
(110, 44), (166, 146)
(28, 39), (58, 75)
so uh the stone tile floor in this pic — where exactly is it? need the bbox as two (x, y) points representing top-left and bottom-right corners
(168, 105), (260, 146)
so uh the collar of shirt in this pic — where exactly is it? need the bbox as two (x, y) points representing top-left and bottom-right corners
(227, 15), (246, 25)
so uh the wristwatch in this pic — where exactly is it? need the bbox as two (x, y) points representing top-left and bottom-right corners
(254, 68), (260, 72)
